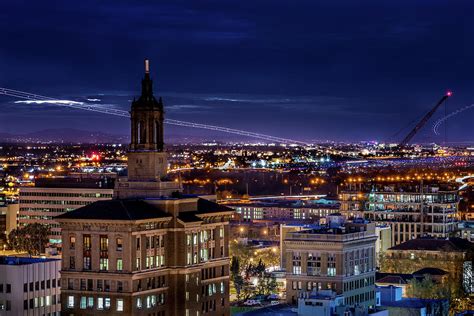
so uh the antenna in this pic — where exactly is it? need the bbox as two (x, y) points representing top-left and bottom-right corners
(145, 59), (150, 74)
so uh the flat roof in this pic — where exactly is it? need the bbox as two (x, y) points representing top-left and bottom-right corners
(0, 256), (59, 266)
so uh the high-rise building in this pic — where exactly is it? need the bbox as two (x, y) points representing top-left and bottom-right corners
(0, 256), (61, 315)
(283, 216), (377, 308)
(56, 60), (234, 316)
(18, 176), (114, 243)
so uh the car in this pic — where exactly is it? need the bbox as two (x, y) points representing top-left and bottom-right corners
(243, 299), (261, 306)
(267, 294), (279, 300)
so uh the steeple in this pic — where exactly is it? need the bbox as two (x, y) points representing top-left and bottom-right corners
(114, 59), (181, 198)
(129, 59), (165, 152)
(132, 59), (163, 110)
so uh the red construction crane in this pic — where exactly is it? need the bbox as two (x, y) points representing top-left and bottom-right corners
(399, 91), (452, 147)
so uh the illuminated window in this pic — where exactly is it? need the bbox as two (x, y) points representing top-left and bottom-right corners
(116, 238), (123, 251)
(67, 296), (74, 308)
(97, 297), (104, 310)
(100, 258), (109, 271)
(117, 299), (124, 311)
(104, 298), (111, 309)
(70, 236), (76, 249)
(80, 297), (86, 309)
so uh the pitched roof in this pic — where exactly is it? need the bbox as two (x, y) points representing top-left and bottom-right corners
(197, 198), (234, 214)
(389, 237), (474, 252)
(55, 199), (170, 221)
(413, 268), (448, 276)
(177, 211), (202, 223)
(177, 199), (234, 223)
(376, 272), (416, 284)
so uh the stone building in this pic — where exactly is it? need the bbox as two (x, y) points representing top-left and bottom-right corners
(283, 217), (378, 308)
(56, 60), (234, 316)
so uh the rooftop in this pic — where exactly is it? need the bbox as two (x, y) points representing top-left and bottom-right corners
(0, 256), (59, 266)
(32, 176), (115, 189)
(55, 197), (233, 221)
(381, 298), (448, 309)
(55, 199), (171, 221)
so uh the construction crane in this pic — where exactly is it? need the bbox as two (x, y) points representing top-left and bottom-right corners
(399, 91), (452, 147)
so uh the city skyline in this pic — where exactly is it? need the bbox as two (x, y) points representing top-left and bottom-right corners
(2, 1), (474, 142)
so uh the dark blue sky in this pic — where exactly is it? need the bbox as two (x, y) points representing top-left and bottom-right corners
(1, 0), (474, 143)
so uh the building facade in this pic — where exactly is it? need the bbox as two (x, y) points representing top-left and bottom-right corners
(56, 60), (233, 316)
(283, 218), (377, 308)
(340, 180), (458, 246)
(0, 256), (61, 315)
(19, 178), (114, 244)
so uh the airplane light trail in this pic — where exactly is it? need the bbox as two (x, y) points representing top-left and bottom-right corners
(0, 87), (308, 145)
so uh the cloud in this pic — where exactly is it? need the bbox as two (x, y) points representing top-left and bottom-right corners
(86, 98), (101, 102)
(167, 104), (210, 111)
(15, 100), (84, 106)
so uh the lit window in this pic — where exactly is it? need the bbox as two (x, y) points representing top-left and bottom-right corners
(67, 296), (74, 308)
(100, 258), (109, 271)
(80, 297), (87, 309)
(117, 259), (123, 271)
(105, 298), (111, 309)
(117, 299), (124, 311)
(116, 238), (123, 251)
(136, 298), (142, 309)
(70, 236), (76, 249)
(97, 297), (104, 310)
(87, 297), (94, 308)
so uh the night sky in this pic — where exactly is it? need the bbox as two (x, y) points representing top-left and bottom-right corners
(1, 0), (474, 143)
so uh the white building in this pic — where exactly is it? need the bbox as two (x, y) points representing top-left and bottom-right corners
(0, 256), (61, 315)
(19, 177), (114, 243)
(297, 289), (388, 316)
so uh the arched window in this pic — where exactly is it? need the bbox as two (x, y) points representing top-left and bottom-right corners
(155, 121), (160, 144)
(139, 120), (146, 144)
(137, 121), (141, 144)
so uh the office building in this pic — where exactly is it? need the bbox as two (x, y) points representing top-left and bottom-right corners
(0, 256), (61, 315)
(283, 216), (377, 308)
(56, 60), (233, 316)
(18, 176), (114, 243)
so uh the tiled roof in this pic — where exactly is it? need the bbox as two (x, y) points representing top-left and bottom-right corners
(55, 199), (170, 221)
(197, 198), (234, 214)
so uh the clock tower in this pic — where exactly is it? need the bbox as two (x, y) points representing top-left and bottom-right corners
(115, 59), (181, 198)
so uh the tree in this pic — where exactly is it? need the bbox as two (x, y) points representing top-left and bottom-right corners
(230, 256), (240, 281)
(234, 275), (244, 301)
(8, 223), (50, 256)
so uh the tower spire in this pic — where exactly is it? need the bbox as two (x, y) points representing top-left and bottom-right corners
(145, 59), (150, 74)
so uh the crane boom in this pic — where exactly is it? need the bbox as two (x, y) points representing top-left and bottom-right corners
(399, 91), (452, 147)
